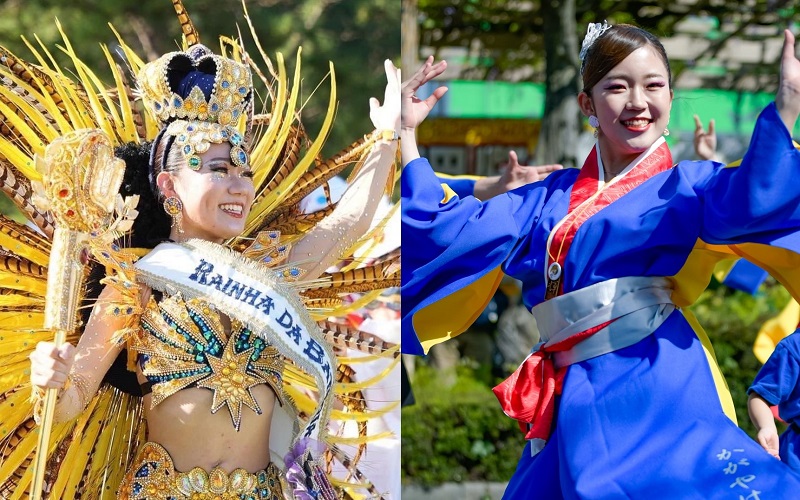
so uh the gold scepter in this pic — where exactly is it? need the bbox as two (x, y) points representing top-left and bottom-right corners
(29, 129), (125, 499)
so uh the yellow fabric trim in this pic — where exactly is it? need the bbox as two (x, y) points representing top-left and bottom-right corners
(725, 142), (800, 169)
(668, 239), (736, 307)
(728, 242), (800, 307)
(753, 298), (799, 364)
(711, 259), (736, 284)
(681, 309), (737, 423)
(435, 172), (484, 181)
(413, 266), (504, 354)
(440, 183), (458, 204)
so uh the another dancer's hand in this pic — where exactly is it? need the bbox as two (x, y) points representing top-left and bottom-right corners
(501, 151), (562, 188)
(756, 427), (781, 460)
(777, 29), (800, 132)
(402, 56), (448, 132)
(370, 59), (401, 134)
(475, 151), (563, 199)
(30, 341), (75, 390)
(693, 115), (717, 161)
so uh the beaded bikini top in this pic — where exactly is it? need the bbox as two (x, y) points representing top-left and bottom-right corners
(130, 292), (285, 431)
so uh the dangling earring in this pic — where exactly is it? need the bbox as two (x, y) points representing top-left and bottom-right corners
(589, 115), (600, 138)
(163, 196), (184, 234)
(663, 128), (670, 137)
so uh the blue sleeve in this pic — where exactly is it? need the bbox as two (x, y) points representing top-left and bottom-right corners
(748, 339), (800, 406)
(699, 103), (800, 244)
(435, 174), (478, 199)
(401, 158), (554, 354)
(722, 260), (768, 295)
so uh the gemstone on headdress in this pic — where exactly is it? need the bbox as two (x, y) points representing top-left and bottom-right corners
(195, 141), (210, 154)
(230, 146), (248, 167)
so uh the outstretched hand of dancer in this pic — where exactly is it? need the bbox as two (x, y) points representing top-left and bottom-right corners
(474, 151), (563, 199)
(777, 29), (800, 132)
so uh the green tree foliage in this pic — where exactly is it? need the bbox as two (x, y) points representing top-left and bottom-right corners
(417, 0), (798, 90)
(0, 0), (399, 154)
(401, 363), (522, 486)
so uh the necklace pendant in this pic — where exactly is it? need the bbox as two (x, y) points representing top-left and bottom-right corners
(547, 262), (562, 281)
(545, 276), (561, 300)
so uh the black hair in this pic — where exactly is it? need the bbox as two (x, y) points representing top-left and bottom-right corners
(581, 24), (672, 94)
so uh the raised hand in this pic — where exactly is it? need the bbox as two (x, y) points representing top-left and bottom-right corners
(501, 151), (563, 189)
(693, 115), (717, 161)
(777, 29), (800, 132)
(473, 151), (563, 199)
(401, 56), (448, 132)
(369, 59), (401, 133)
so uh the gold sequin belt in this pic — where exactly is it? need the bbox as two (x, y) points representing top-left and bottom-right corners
(118, 442), (285, 499)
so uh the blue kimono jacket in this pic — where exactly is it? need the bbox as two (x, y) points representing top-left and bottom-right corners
(402, 103), (800, 498)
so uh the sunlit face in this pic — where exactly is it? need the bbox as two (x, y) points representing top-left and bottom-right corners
(579, 45), (673, 170)
(159, 142), (255, 242)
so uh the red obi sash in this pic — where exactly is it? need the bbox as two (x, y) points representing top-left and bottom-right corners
(493, 139), (674, 448)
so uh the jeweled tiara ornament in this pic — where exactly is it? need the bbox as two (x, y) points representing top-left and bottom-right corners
(579, 21), (612, 74)
(138, 44), (252, 170)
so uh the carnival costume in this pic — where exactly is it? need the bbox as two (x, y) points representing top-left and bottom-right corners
(0, 2), (400, 498)
(402, 27), (800, 500)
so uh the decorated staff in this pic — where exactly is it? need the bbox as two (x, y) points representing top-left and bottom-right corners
(29, 129), (125, 499)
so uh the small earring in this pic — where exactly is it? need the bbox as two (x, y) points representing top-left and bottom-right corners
(663, 127), (670, 137)
(589, 115), (600, 137)
(163, 196), (184, 234)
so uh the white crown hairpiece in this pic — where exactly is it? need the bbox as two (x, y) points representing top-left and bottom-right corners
(579, 21), (612, 64)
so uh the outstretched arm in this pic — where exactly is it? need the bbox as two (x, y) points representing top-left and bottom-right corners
(289, 60), (400, 281)
(747, 392), (781, 459)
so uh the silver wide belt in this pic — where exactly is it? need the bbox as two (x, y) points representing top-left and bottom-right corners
(530, 276), (676, 367)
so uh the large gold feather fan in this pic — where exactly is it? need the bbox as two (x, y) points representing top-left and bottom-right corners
(0, 1), (400, 498)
